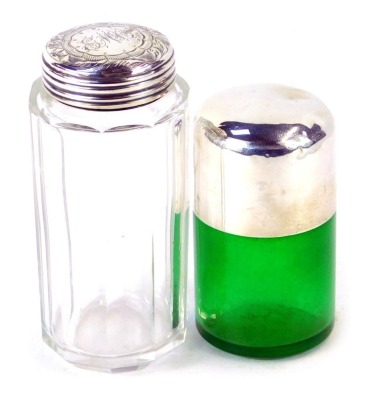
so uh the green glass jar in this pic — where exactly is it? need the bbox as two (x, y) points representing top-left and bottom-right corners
(194, 84), (335, 358)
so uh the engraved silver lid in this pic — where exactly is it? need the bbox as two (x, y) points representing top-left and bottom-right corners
(42, 23), (176, 110)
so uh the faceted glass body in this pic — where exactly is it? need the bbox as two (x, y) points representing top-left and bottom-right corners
(30, 77), (189, 371)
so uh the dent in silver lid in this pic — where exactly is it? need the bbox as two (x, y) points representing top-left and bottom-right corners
(197, 84), (333, 158)
(201, 118), (326, 158)
(42, 23), (176, 110)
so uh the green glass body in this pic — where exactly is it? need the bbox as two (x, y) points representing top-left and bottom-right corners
(194, 214), (335, 358)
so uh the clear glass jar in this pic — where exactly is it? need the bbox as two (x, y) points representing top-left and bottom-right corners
(29, 23), (189, 371)
(194, 84), (335, 358)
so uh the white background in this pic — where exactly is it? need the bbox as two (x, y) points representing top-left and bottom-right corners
(1, 1), (368, 398)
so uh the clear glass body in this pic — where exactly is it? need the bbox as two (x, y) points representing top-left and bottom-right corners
(194, 85), (335, 358)
(29, 77), (189, 371)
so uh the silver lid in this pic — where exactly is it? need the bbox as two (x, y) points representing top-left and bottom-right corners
(195, 84), (335, 237)
(42, 23), (176, 110)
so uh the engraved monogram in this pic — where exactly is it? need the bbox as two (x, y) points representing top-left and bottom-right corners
(45, 23), (170, 66)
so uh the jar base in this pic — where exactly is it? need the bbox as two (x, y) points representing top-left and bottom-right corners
(42, 327), (186, 372)
(196, 320), (334, 359)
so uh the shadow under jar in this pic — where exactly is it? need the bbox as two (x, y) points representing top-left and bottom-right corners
(29, 23), (189, 372)
(194, 84), (335, 358)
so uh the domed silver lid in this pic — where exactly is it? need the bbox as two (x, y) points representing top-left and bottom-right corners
(42, 23), (176, 110)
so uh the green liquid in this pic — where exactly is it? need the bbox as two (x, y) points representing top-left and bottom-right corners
(194, 215), (335, 358)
